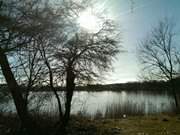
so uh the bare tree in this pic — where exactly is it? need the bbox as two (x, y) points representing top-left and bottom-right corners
(13, 42), (45, 111)
(53, 18), (121, 131)
(0, 0), (66, 134)
(38, 39), (64, 121)
(1, 0), (121, 134)
(0, 1), (39, 134)
(138, 19), (180, 110)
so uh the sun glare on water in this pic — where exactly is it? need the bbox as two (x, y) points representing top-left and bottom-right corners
(77, 9), (101, 33)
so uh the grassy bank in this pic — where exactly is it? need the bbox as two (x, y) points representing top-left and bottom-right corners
(0, 114), (180, 135)
(100, 115), (180, 135)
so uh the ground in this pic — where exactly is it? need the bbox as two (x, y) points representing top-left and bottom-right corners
(68, 115), (180, 135)
(0, 114), (180, 135)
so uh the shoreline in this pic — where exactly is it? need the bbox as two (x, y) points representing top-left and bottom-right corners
(0, 113), (180, 135)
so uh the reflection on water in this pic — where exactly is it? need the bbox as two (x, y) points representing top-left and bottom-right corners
(71, 91), (175, 117)
(1, 91), (176, 118)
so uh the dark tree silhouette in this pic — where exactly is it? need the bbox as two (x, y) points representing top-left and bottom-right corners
(0, 1), (39, 134)
(139, 19), (180, 110)
(1, 0), (121, 134)
(39, 41), (64, 121)
(54, 19), (121, 131)
(0, 0), (66, 134)
(13, 42), (45, 111)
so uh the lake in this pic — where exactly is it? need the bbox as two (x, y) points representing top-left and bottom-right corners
(1, 91), (176, 118)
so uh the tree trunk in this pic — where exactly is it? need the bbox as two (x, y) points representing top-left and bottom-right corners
(49, 66), (63, 119)
(170, 79), (179, 112)
(24, 80), (32, 112)
(0, 49), (39, 135)
(64, 67), (75, 122)
(40, 46), (63, 120)
(58, 66), (75, 135)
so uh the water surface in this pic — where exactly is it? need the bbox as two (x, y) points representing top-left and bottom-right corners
(2, 91), (176, 118)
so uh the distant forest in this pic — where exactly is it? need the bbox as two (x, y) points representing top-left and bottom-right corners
(77, 78), (180, 92)
(1, 78), (180, 93)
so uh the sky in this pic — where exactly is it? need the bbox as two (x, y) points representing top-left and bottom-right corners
(1, 0), (180, 84)
(96, 0), (180, 84)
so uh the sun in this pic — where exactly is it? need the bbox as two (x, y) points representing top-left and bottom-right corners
(77, 9), (101, 33)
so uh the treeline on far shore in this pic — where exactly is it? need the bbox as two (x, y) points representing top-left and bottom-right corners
(1, 77), (180, 93)
(77, 78), (180, 93)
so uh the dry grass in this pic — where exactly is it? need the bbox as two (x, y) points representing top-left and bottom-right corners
(96, 114), (180, 135)
(1, 113), (180, 135)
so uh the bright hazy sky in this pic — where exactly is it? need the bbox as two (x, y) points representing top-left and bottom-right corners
(97, 0), (180, 84)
